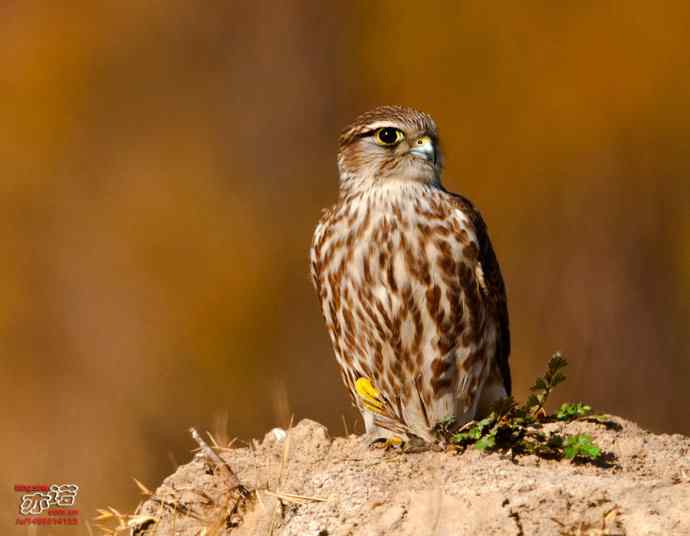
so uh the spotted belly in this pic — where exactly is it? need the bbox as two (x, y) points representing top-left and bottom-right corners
(311, 192), (498, 440)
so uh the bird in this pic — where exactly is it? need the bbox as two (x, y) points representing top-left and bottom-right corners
(310, 105), (510, 444)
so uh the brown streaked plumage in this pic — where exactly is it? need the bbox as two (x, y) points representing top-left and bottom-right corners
(310, 105), (510, 442)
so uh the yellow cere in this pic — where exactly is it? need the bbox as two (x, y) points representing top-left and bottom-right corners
(355, 377), (384, 412)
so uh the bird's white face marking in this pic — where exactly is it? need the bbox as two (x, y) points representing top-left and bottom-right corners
(345, 122), (439, 183)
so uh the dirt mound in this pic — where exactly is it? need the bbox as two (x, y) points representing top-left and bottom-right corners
(133, 417), (690, 535)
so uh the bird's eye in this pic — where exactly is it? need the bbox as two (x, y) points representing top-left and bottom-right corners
(374, 127), (403, 146)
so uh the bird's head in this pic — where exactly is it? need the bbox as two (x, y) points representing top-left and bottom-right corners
(337, 105), (443, 192)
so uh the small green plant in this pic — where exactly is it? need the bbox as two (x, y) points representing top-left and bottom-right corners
(446, 353), (608, 463)
(524, 352), (567, 416)
(556, 402), (592, 421)
(563, 433), (601, 460)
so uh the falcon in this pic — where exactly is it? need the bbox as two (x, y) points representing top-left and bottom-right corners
(310, 105), (511, 444)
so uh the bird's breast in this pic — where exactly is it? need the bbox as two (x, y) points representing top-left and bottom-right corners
(311, 188), (497, 436)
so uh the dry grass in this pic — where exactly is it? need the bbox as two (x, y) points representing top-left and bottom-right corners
(94, 418), (327, 535)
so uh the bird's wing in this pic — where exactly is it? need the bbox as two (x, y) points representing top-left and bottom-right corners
(446, 191), (512, 396)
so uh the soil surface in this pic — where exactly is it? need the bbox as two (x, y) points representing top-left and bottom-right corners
(134, 416), (690, 535)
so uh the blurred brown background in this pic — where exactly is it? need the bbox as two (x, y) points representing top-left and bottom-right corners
(2, 1), (689, 532)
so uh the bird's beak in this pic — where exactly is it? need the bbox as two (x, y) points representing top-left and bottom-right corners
(408, 135), (436, 164)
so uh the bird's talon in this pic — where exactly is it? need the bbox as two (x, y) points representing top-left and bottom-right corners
(369, 436), (403, 450)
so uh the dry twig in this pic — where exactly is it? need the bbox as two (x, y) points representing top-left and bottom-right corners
(190, 427), (242, 489)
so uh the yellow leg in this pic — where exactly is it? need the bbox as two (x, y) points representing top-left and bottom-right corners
(355, 377), (385, 414)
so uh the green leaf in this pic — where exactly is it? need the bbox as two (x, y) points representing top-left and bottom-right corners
(450, 415), (494, 444)
(531, 377), (547, 391)
(524, 394), (539, 409)
(556, 402), (592, 421)
(476, 414), (496, 430)
(450, 432), (467, 443)
(548, 353), (568, 373)
(475, 433), (496, 451)
(563, 434), (601, 460)
(467, 428), (481, 441)
(550, 371), (566, 387)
